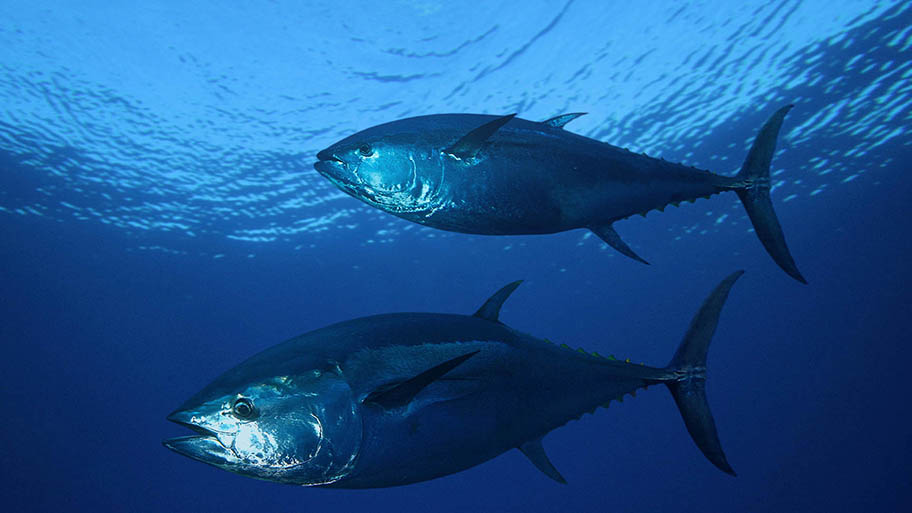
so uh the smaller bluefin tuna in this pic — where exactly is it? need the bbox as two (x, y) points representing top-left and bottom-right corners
(164, 272), (746, 487)
(314, 106), (805, 283)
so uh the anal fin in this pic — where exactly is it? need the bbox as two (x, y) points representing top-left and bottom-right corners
(519, 438), (567, 484)
(590, 224), (649, 265)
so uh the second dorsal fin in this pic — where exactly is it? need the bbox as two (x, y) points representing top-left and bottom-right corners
(473, 281), (523, 322)
(541, 112), (586, 129)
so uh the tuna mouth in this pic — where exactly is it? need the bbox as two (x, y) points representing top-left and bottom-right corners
(163, 410), (237, 465)
(313, 165), (365, 196)
(313, 154), (363, 189)
(315, 148), (340, 163)
(165, 410), (215, 437)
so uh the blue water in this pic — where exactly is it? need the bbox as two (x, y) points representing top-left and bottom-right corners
(1, 1), (910, 511)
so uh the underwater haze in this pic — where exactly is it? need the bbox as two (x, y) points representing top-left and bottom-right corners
(1, 0), (910, 511)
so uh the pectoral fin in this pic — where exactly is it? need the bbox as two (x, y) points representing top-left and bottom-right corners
(519, 438), (567, 484)
(590, 224), (649, 265)
(444, 113), (516, 161)
(363, 351), (480, 409)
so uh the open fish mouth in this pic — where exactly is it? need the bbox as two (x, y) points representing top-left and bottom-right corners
(162, 410), (238, 465)
(313, 157), (363, 190)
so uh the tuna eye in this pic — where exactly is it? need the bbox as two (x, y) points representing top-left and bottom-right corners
(233, 397), (255, 419)
(358, 143), (374, 157)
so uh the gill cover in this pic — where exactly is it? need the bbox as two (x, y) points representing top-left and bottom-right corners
(315, 135), (446, 215)
(164, 370), (362, 486)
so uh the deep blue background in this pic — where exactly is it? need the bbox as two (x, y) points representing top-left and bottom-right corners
(2, 163), (910, 511)
(2, 1), (912, 511)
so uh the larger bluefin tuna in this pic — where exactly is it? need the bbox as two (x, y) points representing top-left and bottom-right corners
(164, 272), (744, 487)
(314, 107), (805, 283)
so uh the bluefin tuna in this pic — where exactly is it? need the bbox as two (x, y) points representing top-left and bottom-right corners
(164, 271), (745, 487)
(314, 107), (805, 283)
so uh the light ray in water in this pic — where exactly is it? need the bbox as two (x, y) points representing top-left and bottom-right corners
(0, 1), (908, 254)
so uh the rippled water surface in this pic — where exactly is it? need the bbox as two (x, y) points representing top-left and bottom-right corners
(2, 0), (909, 254)
(3, 3), (912, 513)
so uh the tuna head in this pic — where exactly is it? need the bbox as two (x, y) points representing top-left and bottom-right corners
(313, 124), (446, 215)
(163, 367), (361, 486)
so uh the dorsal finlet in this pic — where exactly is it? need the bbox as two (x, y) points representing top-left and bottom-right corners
(541, 112), (586, 129)
(473, 280), (523, 322)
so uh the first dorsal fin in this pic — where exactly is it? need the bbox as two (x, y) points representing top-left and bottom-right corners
(363, 351), (480, 409)
(519, 438), (567, 484)
(541, 112), (586, 129)
(473, 281), (522, 322)
(444, 113), (516, 161)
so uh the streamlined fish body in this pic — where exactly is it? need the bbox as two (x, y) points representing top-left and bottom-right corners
(164, 273), (744, 487)
(314, 108), (805, 283)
